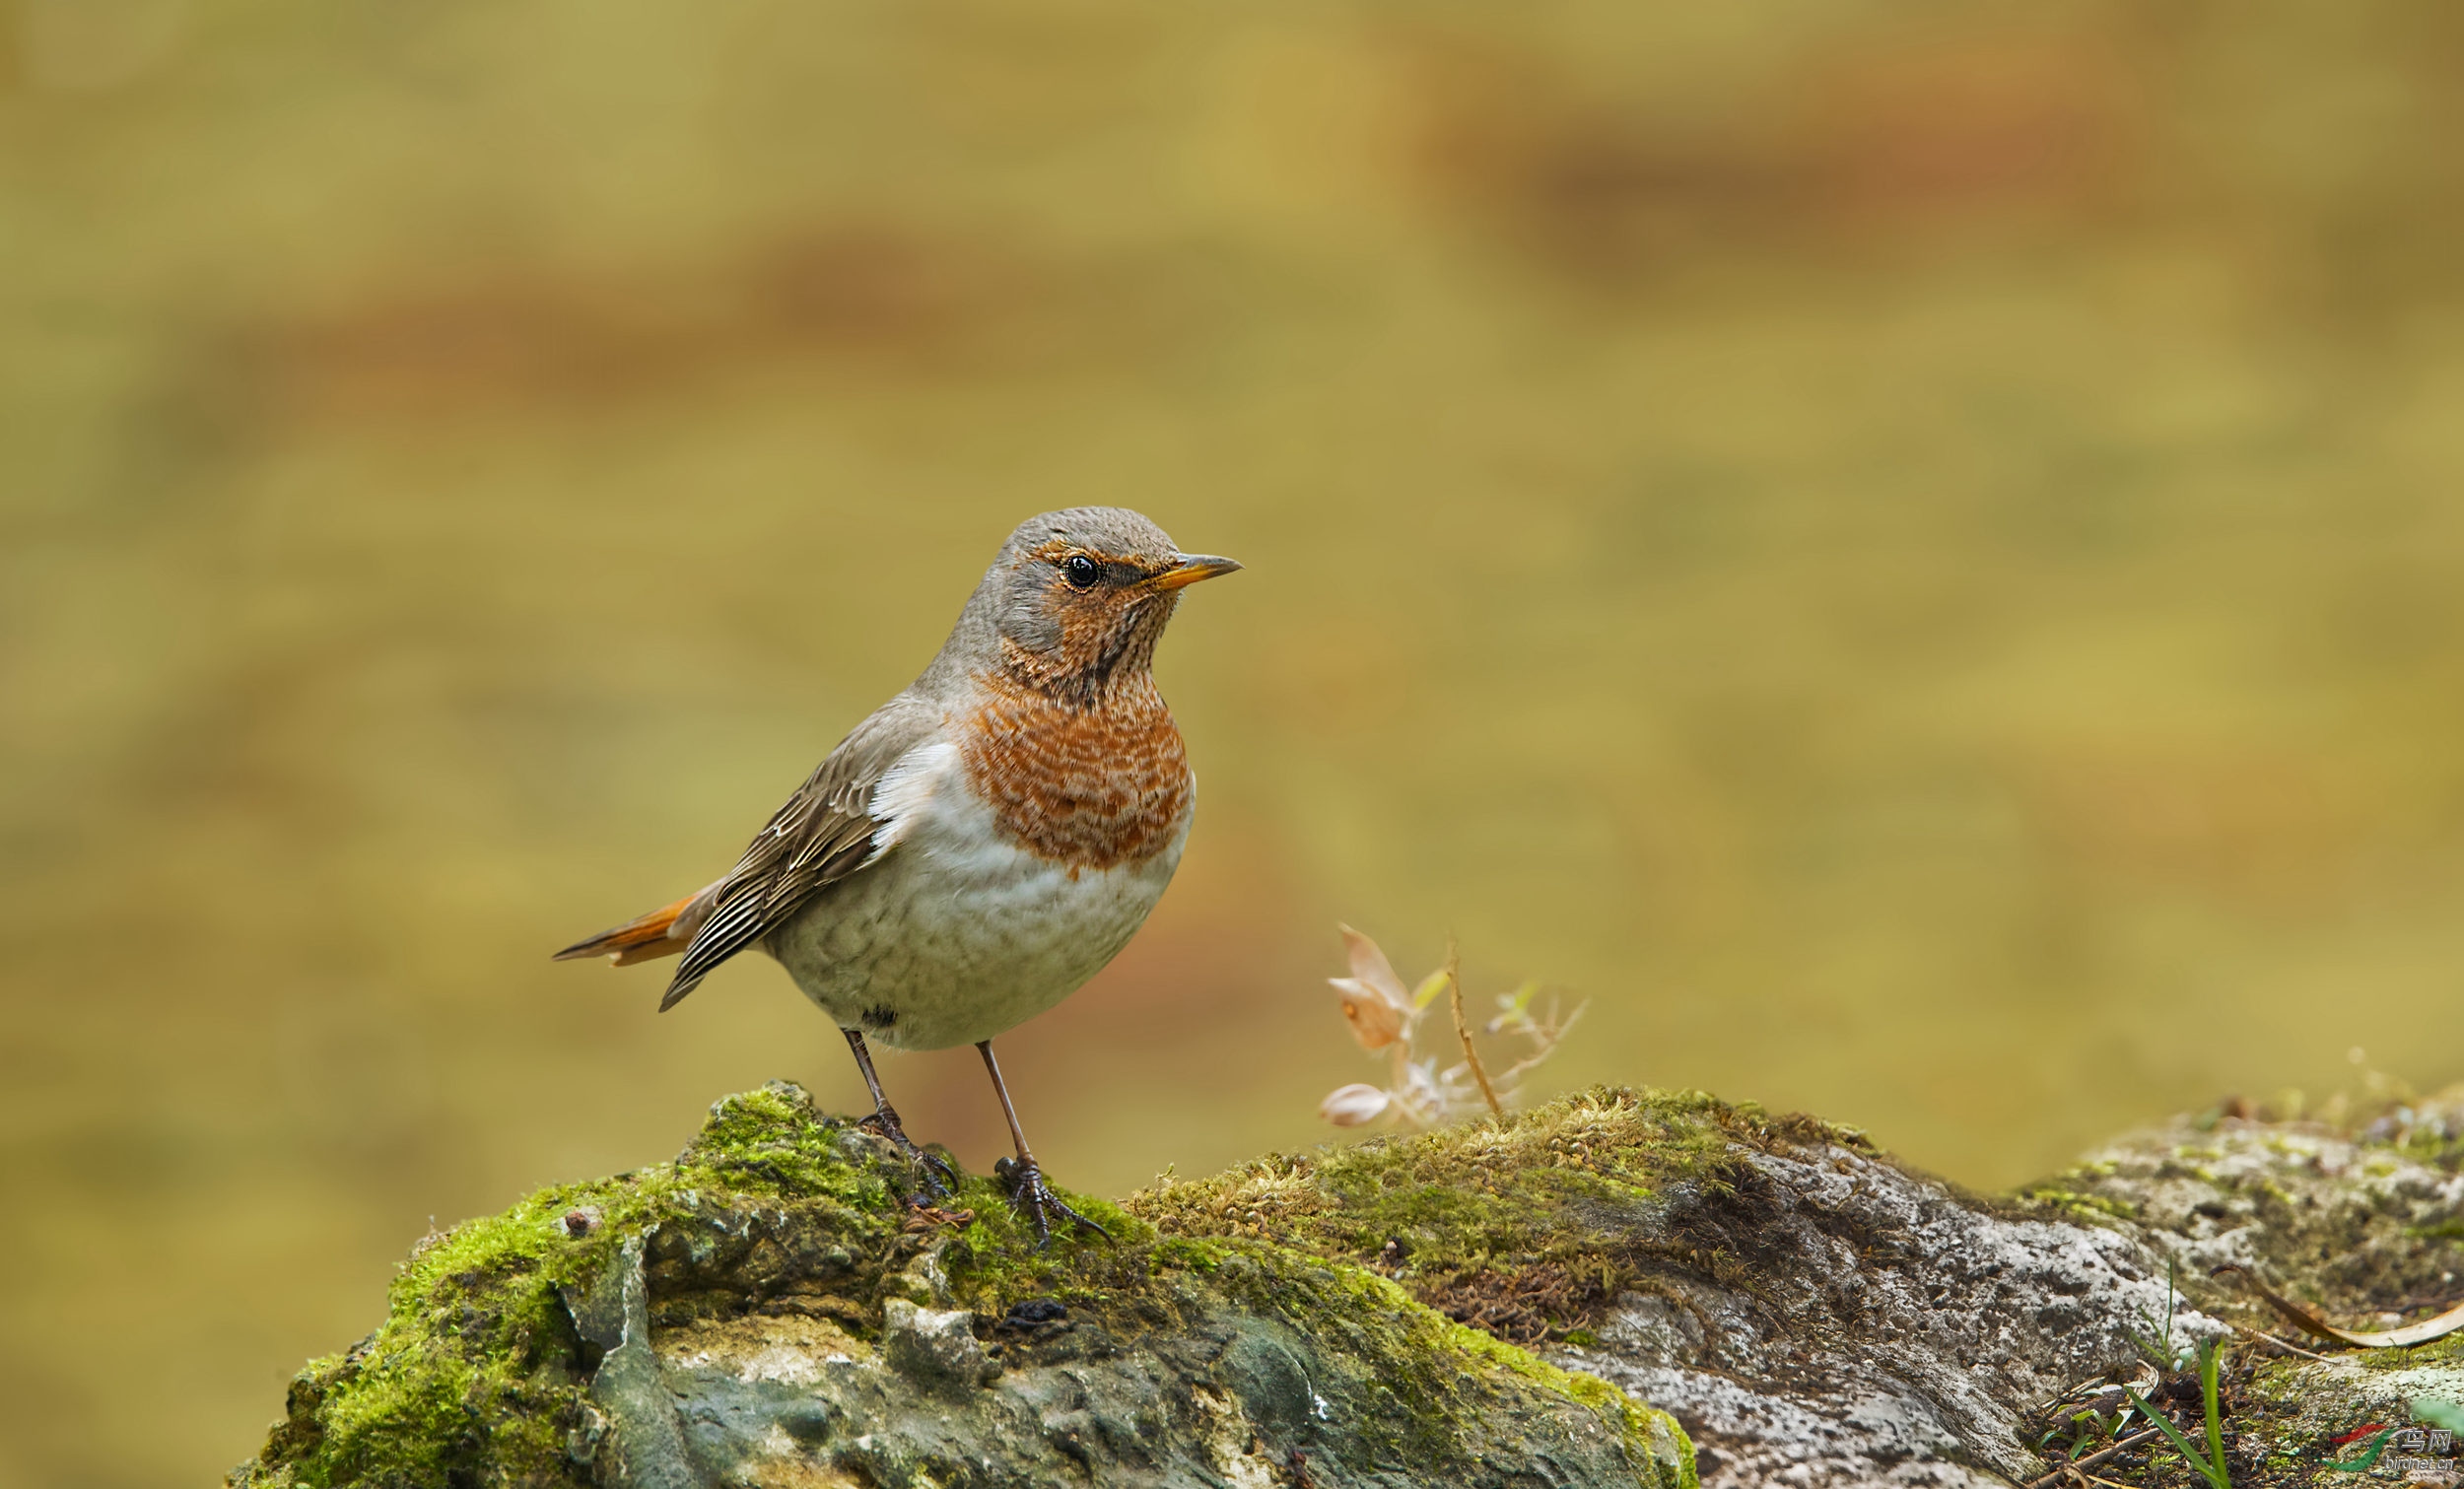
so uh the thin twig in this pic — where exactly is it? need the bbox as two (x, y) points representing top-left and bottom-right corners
(2228, 1321), (2332, 1362)
(2022, 1428), (2164, 1489)
(1490, 999), (1585, 1087)
(1446, 939), (1503, 1117)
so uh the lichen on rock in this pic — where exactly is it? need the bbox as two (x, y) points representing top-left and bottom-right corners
(1132, 1086), (2187, 1486)
(2023, 1092), (2464, 1482)
(232, 1079), (2464, 1488)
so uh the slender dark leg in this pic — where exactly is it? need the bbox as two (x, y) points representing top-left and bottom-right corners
(978, 1040), (1109, 1249)
(843, 1028), (954, 1195)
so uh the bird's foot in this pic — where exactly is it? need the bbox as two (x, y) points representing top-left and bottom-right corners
(994, 1156), (1111, 1252)
(856, 1105), (958, 1199)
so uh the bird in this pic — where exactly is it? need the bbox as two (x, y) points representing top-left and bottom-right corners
(554, 508), (1239, 1245)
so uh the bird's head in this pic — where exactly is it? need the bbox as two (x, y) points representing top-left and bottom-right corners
(983, 507), (1240, 704)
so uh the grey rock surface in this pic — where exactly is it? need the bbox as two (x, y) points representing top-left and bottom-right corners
(1141, 1085), (2464, 1487)
(231, 1081), (2464, 1489)
(649, 1266), (1666, 1489)
(1550, 1137), (2207, 1487)
(2041, 1094), (2464, 1479)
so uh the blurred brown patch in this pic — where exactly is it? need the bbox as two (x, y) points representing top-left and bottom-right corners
(1401, 39), (1788, 278)
(1397, 22), (2146, 281)
(256, 222), (1061, 423)
(2021, 746), (2361, 907)
(1803, 32), (2144, 229)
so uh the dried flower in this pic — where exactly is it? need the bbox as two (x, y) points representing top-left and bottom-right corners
(1336, 923), (1411, 1006)
(1313, 924), (1586, 1132)
(1330, 922), (1413, 1049)
(1319, 1083), (1392, 1127)
(1330, 978), (1405, 1049)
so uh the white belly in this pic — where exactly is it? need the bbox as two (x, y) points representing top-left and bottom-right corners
(762, 739), (1190, 1049)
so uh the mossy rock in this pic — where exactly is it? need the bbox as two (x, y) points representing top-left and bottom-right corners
(229, 1081), (1692, 1489)
(1125, 1086), (1857, 1344)
(235, 1080), (2464, 1488)
(1137, 1086), (2174, 1486)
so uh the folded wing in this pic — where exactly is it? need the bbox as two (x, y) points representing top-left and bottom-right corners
(555, 697), (944, 1011)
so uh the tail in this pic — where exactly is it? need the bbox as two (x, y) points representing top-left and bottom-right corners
(552, 889), (710, 968)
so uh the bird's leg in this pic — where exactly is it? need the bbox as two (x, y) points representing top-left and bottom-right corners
(978, 1040), (1110, 1250)
(842, 1028), (955, 1196)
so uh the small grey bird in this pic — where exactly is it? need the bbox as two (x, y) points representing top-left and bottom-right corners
(556, 508), (1239, 1243)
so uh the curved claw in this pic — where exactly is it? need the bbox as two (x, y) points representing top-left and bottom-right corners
(857, 1107), (957, 1201)
(995, 1157), (1112, 1252)
(906, 1138), (960, 1193)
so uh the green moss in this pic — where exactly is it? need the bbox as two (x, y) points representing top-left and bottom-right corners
(2013, 1184), (2140, 1224)
(240, 1083), (927, 1488)
(925, 1167), (1151, 1312)
(1126, 1084), (1852, 1338)
(250, 1175), (649, 1487)
(239, 1082), (1699, 1489)
(1449, 1312), (1694, 1483)
(1185, 1237), (1694, 1487)
(1149, 1235), (1230, 1272)
(2355, 1333), (2464, 1370)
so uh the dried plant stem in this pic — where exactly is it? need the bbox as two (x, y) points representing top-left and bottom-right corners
(1493, 1003), (1582, 1087)
(2019, 1429), (2164, 1489)
(2227, 1322), (2331, 1362)
(1447, 940), (1504, 1117)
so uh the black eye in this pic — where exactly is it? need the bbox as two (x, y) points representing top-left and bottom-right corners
(1061, 555), (1100, 589)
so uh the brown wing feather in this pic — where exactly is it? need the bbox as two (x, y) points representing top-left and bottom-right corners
(652, 698), (943, 1011)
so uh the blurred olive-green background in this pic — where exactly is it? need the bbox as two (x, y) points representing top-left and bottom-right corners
(8, 1), (2464, 1482)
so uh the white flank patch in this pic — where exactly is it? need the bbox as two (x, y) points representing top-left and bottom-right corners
(865, 737), (959, 860)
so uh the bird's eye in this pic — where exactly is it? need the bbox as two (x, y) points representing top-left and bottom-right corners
(1061, 555), (1100, 589)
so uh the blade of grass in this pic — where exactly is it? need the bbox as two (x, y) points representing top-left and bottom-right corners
(2129, 1259), (2181, 1368)
(2199, 1341), (2226, 1484)
(2121, 1390), (2227, 1489)
(2165, 1261), (2177, 1363)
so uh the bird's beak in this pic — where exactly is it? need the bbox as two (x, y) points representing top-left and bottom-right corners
(1148, 554), (1243, 591)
